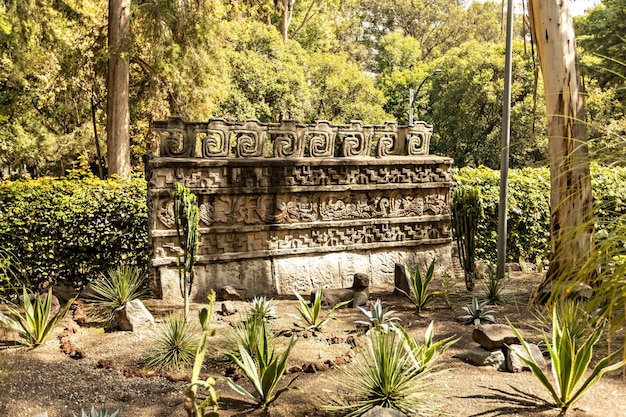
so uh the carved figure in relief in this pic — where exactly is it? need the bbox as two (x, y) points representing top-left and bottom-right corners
(275, 196), (317, 223)
(199, 203), (214, 226)
(157, 201), (176, 228)
(424, 194), (447, 215)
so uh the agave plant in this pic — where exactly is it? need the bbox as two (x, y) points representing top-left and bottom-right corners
(224, 320), (299, 408)
(509, 306), (625, 410)
(458, 297), (496, 326)
(85, 265), (147, 323)
(0, 287), (73, 348)
(74, 406), (121, 417)
(292, 289), (348, 332)
(355, 298), (401, 333)
(145, 314), (198, 371)
(481, 267), (506, 305)
(398, 259), (439, 312)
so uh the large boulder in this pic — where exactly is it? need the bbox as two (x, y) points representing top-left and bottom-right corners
(114, 299), (154, 331)
(456, 346), (507, 371)
(472, 324), (519, 350)
(507, 343), (547, 373)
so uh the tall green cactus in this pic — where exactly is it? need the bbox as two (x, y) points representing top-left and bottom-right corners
(451, 186), (482, 291)
(172, 182), (199, 320)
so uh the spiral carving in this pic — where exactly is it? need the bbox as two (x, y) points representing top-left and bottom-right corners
(342, 134), (366, 157)
(274, 133), (297, 157)
(376, 134), (395, 158)
(407, 132), (425, 155)
(201, 130), (228, 157)
(161, 130), (192, 157)
(309, 133), (333, 157)
(236, 131), (262, 157)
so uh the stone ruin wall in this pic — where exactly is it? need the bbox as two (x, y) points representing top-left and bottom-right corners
(146, 117), (454, 301)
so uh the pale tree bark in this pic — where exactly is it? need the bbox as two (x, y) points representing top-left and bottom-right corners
(107, 0), (131, 179)
(528, 0), (594, 285)
(275, 0), (295, 42)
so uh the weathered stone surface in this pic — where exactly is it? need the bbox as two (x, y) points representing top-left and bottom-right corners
(220, 301), (238, 315)
(458, 346), (506, 371)
(394, 263), (410, 296)
(361, 405), (407, 417)
(221, 286), (246, 301)
(507, 343), (547, 373)
(473, 324), (520, 350)
(114, 299), (154, 331)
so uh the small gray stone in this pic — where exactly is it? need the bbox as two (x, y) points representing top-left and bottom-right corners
(114, 299), (155, 331)
(458, 346), (506, 371)
(507, 343), (547, 372)
(221, 286), (246, 301)
(473, 324), (520, 350)
(361, 405), (407, 417)
(220, 301), (238, 316)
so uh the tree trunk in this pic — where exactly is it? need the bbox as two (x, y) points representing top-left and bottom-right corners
(107, 0), (131, 179)
(528, 0), (594, 286)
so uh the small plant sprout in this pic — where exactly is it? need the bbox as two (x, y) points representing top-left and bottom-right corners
(292, 289), (349, 332)
(398, 259), (439, 312)
(509, 306), (625, 411)
(247, 296), (278, 323)
(481, 266), (505, 305)
(355, 299), (401, 333)
(458, 297), (496, 326)
(439, 271), (453, 308)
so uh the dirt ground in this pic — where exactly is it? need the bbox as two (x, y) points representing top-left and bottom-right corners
(1, 272), (625, 417)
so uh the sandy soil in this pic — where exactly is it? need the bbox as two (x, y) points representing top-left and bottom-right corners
(1, 272), (625, 417)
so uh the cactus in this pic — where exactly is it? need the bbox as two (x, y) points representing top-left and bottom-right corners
(172, 182), (200, 321)
(451, 186), (482, 291)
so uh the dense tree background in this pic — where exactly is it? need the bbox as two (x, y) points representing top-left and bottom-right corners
(0, 0), (623, 176)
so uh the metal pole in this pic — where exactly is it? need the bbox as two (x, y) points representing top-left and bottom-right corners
(497, 0), (514, 279)
(409, 89), (415, 125)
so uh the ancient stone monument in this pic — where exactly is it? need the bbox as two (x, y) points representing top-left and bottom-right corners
(145, 118), (454, 301)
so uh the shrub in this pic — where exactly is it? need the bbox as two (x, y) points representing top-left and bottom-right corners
(458, 297), (496, 326)
(293, 289), (348, 332)
(451, 186), (481, 290)
(0, 176), (148, 289)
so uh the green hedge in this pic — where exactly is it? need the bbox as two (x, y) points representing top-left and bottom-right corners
(0, 176), (148, 289)
(457, 164), (626, 264)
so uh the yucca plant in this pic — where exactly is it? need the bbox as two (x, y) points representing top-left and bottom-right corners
(396, 322), (458, 373)
(509, 306), (625, 411)
(334, 328), (433, 416)
(355, 298), (401, 333)
(145, 315), (198, 372)
(247, 296), (278, 323)
(74, 406), (121, 417)
(292, 289), (348, 332)
(227, 314), (273, 359)
(398, 259), (439, 312)
(0, 287), (73, 348)
(185, 290), (220, 417)
(85, 265), (147, 323)
(458, 297), (496, 326)
(0, 248), (25, 303)
(224, 320), (299, 408)
(439, 271), (453, 308)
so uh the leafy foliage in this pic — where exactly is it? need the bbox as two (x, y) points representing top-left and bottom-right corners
(293, 289), (348, 331)
(145, 315), (198, 372)
(396, 322), (457, 373)
(85, 265), (147, 323)
(398, 259), (439, 312)
(0, 177), (148, 289)
(224, 320), (299, 408)
(458, 297), (496, 326)
(0, 248), (25, 303)
(509, 307), (625, 410)
(0, 287), (73, 348)
(247, 296), (278, 323)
